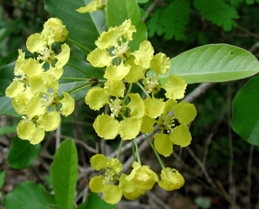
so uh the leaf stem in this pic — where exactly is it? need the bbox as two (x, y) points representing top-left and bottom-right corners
(67, 37), (92, 53)
(145, 134), (165, 169)
(60, 77), (91, 81)
(67, 83), (91, 95)
(123, 83), (133, 103)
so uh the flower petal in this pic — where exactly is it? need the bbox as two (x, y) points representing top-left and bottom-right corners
(60, 92), (75, 116)
(87, 48), (113, 67)
(150, 52), (171, 75)
(144, 97), (164, 118)
(104, 62), (130, 81)
(162, 75), (187, 100)
(170, 125), (192, 148)
(154, 133), (173, 157)
(93, 114), (120, 139)
(119, 117), (141, 140)
(89, 176), (106, 193)
(173, 102), (197, 125)
(127, 93), (145, 119)
(17, 120), (35, 140)
(26, 96), (46, 118)
(26, 33), (46, 53)
(140, 115), (156, 134)
(124, 57), (146, 83)
(29, 126), (45, 144)
(55, 43), (70, 69)
(85, 87), (109, 111)
(38, 111), (61, 131)
(103, 184), (122, 205)
(104, 79), (125, 98)
(90, 154), (109, 170)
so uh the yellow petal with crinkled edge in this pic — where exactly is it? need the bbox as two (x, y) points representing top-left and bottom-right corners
(87, 48), (113, 67)
(41, 72), (59, 92)
(43, 18), (68, 42)
(12, 89), (33, 115)
(170, 125), (192, 148)
(154, 133), (173, 157)
(26, 96), (46, 118)
(127, 93), (145, 119)
(119, 173), (140, 200)
(29, 75), (48, 95)
(150, 52), (171, 75)
(162, 75), (187, 100)
(38, 111), (61, 131)
(107, 158), (123, 173)
(104, 62), (130, 80)
(163, 99), (177, 113)
(17, 120), (35, 140)
(47, 66), (64, 80)
(5, 80), (25, 98)
(55, 43), (70, 69)
(26, 33), (46, 53)
(144, 97), (164, 119)
(104, 79), (125, 98)
(21, 58), (43, 78)
(131, 40), (154, 69)
(41, 26), (55, 46)
(119, 117), (141, 140)
(173, 102), (197, 125)
(119, 19), (136, 41)
(60, 92), (75, 116)
(85, 87), (109, 110)
(93, 114), (120, 139)
(158, 167), (185, 191)
(95, 26), (121, 49)
(89, 176), (105, 193)
(140, 115), (156, 134)
(29, 126), (45, 144)
(90, 154), (109, 170)
(124, 57), (146, 83)
(103, 184), (123, 205)
(14, 49), (25, 76)
(76, 1), (98, 13)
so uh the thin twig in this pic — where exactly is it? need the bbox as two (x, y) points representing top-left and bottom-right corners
(55, 125), (61, 151)
(142, 0), (161, 22)
(146, 190), (171, 209)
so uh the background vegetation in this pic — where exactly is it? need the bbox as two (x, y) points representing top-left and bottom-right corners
(0, 0), (259, 208)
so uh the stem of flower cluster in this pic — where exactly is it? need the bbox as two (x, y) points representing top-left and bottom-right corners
(123, 83), (133, 103)
(132, 140), (135, 162)
(136, 82), (151, 99)
(116, 139), (124, 159)
(145, 134), (166, 170)
(66, 62), (93, 78)
(134, 138), (141, 165)
(60, 77), (91, 81)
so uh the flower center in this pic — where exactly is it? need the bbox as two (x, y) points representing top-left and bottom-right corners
(104, 169), (117, 184)
(37, 47), (55, 63)
(157, 114), (175, 133)
(41, 92), (57, 108)
(109, 98), (126, 118)
(145, 76), (161, 94)
(112, 38), (130, 60)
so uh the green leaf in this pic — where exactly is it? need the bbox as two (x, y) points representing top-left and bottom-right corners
(4, 181), (56, 209)
(163, 44), (259, 84)
(0, 126), (16, 135)
(51, 139), (78, 209)
(194, 0), (239, 31)
(0, 63), (19, 117)
(78, 193), (117, 209)
(160, 1), (190, 40)
(107, 0), (147, 50)
(147, 8), (164, 38)
(0, 170), (6, 189)
(7, 136), (41, 169)
(137, 0), (149, 3)
(232, 74), (259, 145)
(45, 0), (106, 55)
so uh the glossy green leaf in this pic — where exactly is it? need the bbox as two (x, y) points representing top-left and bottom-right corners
(4, 181), (56, 209)
(0, 170), (6, 189)
(0, 126), (16, 135)
(77, 193), (117, 209)
(51, 139), (78, 209)
(163, 44), (259, 84)
(45, 0), (106, 55)
(107, 0), (147, 50)
(232, 74), (259, 145)
(0, 63), (19, 117)
(7, 136), (41, 169)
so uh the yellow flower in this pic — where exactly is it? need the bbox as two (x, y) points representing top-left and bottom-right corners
(119, 162), (158, 200)
(76, 0), (106, 13)
(150, 52), (171, 76)
(158, 168), (185, 191)
(89, 154), (123, 205)
(43, 18), (68, 42)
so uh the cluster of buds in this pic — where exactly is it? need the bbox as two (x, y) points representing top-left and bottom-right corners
(85, 19), (197, 204)
(5, 18), (75, 144)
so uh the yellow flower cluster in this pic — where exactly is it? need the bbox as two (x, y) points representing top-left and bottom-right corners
(85, 19), (197, 204)
(5, 18), (74, 144)
(76, 0), (107, 13)
(89, 154), (184, 205)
